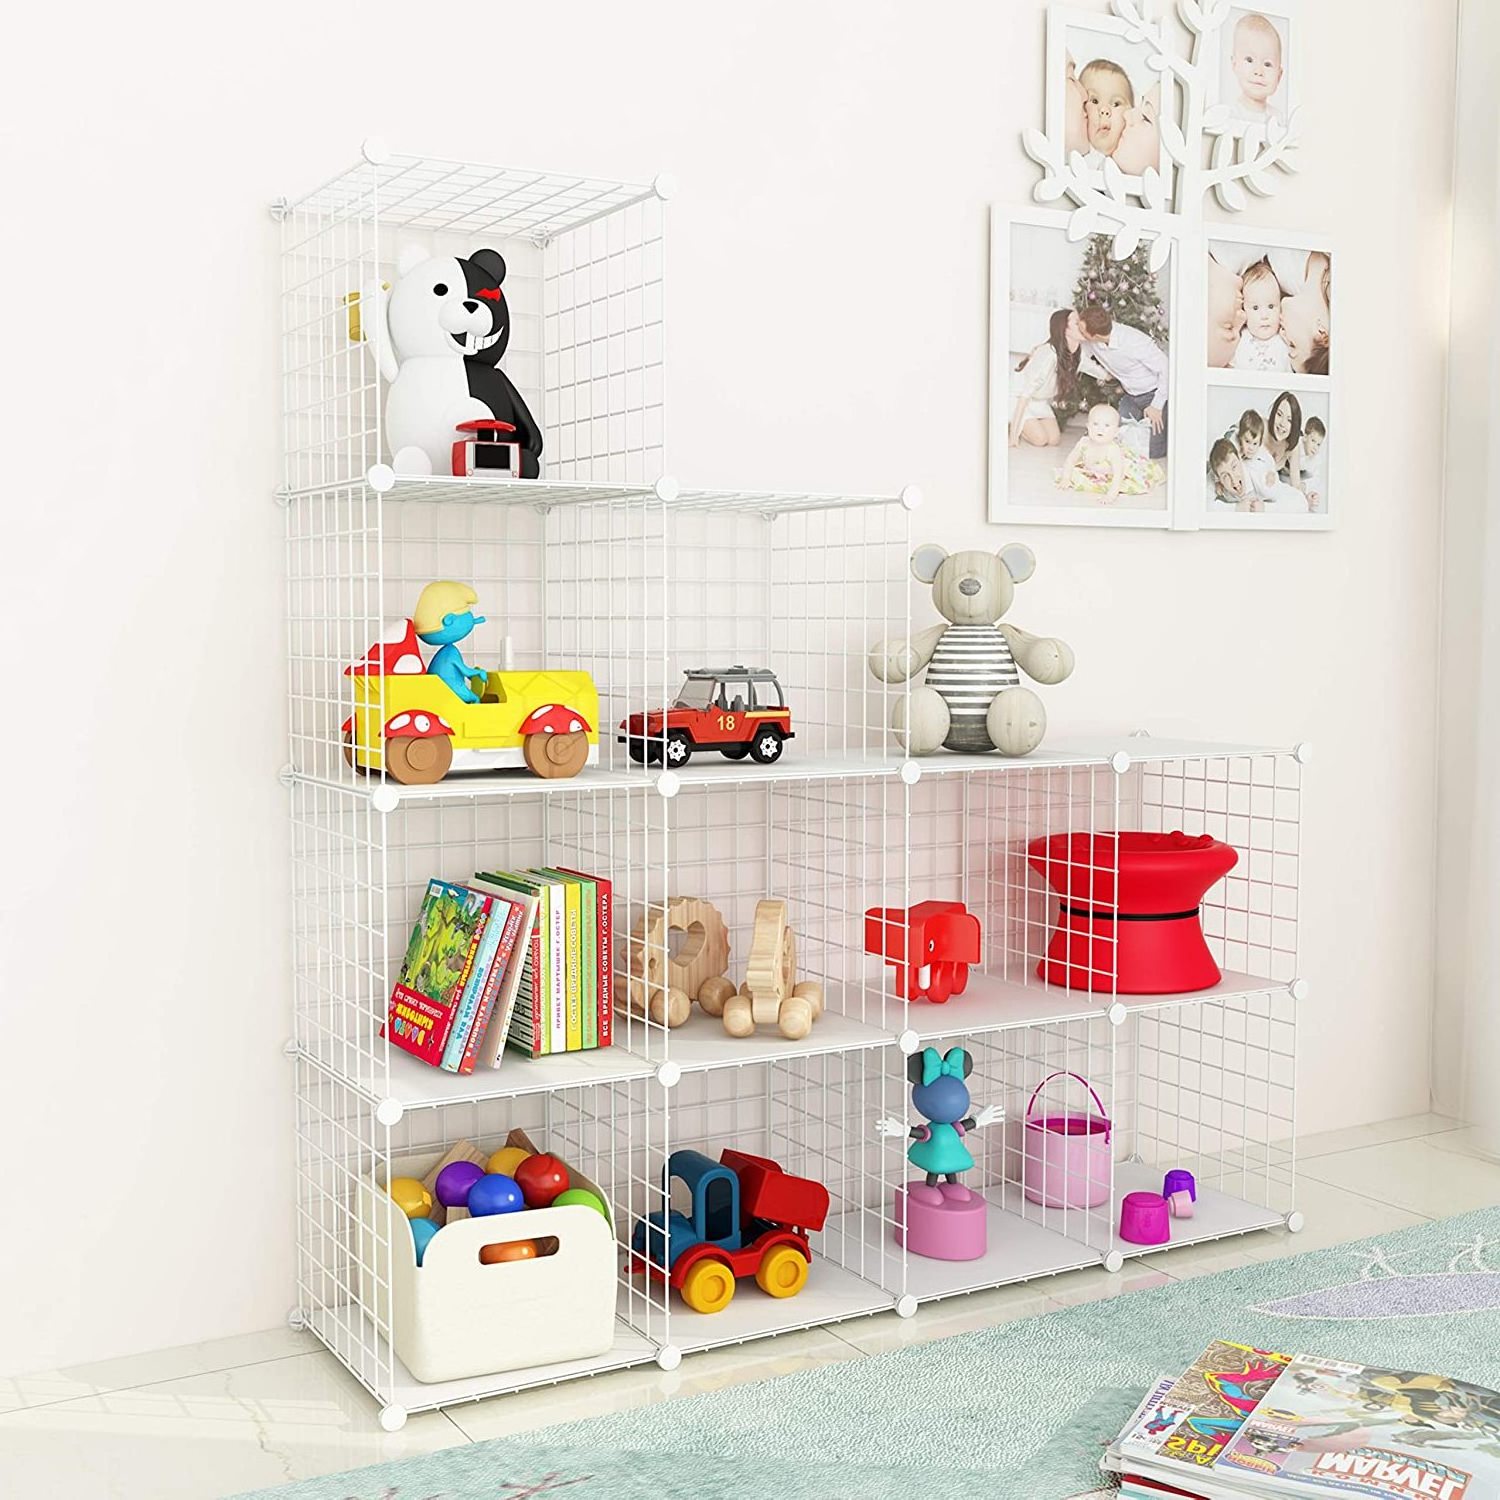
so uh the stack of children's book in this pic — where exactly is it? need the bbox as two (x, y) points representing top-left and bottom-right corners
(1104, 1338), (1500, 1498)
(383, 867), (612, 1073)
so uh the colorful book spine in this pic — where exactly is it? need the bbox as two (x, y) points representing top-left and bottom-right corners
(559, 867), (611, 1048)
(534, 875), (567, 1051)
(475, 872), (549, 1057)
(539, 870), (588, 1050)
(456, 897), (525, 1074)
(439, 894), (502, 1071)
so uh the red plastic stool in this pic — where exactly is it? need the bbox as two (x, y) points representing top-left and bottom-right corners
(1026, 831), (1238, 993)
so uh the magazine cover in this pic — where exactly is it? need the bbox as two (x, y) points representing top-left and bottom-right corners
(385, 880), (490, 1067)
(1218, 1356), (1500, 1499)
(1121, 1339), (1293, 1469)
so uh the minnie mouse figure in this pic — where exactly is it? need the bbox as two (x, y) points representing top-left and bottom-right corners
(876, 1046), (1005, 1207)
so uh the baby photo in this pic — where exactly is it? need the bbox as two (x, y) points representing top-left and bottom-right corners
(1218, 6), (1292, 133)
(998, 217), (1171, 519)
(1060, 22), (1164, 179)
(1206, 238), (1331, 376)
(1205, 385), (1329, 520)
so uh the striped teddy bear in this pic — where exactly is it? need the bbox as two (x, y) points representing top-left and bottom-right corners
(869, 543), (1075, 756)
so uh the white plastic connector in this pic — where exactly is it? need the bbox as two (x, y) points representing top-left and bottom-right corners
(1289, 978), (1310, 1002)
(376, 1097), (404, 1128)
(362, 137), (391, 165)
(899, 760), (922, 786)
(656, 1060), (681, 1090)
(1292, 742), (1312, 764)
(1286, 1210), (1306, 1233)
(899, 485), (924, 512)
(277, 764), (296, 789)
(1107, 1001), (1128, 1028)
(378, 1404), (407, 1432)
(895, 1294), (919, 1319)
(1110, 750), (1132, 775)
(656, 770), (681, 799)
(897, 1028), (921, 1055)
(1103, 1250), (1125, 1274)
(653, 474), (680, 504)
(282, 1038), (299, 1059)
(371, 785), (400, 814)
(287, 1306), (307, 1331)
(655, 1344), (682, 1372)
(367, 463), (396, 493)
(652, 173), (678, 201)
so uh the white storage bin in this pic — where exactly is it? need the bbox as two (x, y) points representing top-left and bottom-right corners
(357, 1150), (617, 1384)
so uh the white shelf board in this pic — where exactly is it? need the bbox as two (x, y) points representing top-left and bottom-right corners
(665, 1253), (894, 1355)
(289, 764), (655, 806)
(874, 968), (1292, 1043)
(1111, 1161), (1287, 1259)
(654, 1002), (893, 1074)
(822, 1197), (1102, 1304)
(665, 751), (902, 787)
(914, 734), (1298, 776)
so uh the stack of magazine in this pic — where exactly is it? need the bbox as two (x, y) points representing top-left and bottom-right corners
(1105, 1339), (1500, 1498)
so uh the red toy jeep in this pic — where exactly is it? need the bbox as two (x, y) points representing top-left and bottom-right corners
(619, 666), (794, 768)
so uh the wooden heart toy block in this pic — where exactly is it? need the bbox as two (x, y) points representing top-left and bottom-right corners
(616, 896), (732, 1029)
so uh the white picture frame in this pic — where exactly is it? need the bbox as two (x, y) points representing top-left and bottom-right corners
(1199, 380), (1332, 531)
(1209, 2), (1298, 144)
(988, 205), (1176, 530)
(1046, 5), (1174, 202)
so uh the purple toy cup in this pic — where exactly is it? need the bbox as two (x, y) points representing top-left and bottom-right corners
(1162, 1169), (1197, 1202)
(1119, 1190), (1171, 1246)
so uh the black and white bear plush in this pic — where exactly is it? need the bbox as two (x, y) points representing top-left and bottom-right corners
(371, 246), (543, 478)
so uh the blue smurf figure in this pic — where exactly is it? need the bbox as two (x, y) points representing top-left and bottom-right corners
(413, 581), (488, 704)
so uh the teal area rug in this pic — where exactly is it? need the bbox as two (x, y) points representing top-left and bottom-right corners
(238, 1207), (1500, 1500)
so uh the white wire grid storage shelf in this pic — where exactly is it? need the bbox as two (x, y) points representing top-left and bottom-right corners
(281, 149), (1305, 1424)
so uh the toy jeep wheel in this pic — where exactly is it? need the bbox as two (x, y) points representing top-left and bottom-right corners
(749, 727), (784, 764)
(664, 731), (693, 768)
(524, 729), (589, 780)
(625, 734), (660, 765)
(680, 1257), (736, 1314)
(385, 734), (453, 786)
(719, 743), (751, 760)
(755, 1244), (810, 1299)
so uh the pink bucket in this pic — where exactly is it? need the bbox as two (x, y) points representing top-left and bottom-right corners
(1022, 1071), (1112, 1209)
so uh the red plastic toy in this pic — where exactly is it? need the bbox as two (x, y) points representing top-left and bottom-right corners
(452, 418), (521, 478)
(1026, 831), (1238, 993)
(863, 900), (982, 1003)
(513, 1152), (571, 1209)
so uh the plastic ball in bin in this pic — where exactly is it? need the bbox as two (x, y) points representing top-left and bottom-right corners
(410, 1216), (441, 1265)
(515, 1153), (570, 1208)
(435, 1160), (486, 1208)
(389, 1176), (434, 1219)
(553, 1187), (608, 1220)
(469, 1173), (525, 1217)
(479, 1239), (538, 1265)
(487, 1146), (532, 1177)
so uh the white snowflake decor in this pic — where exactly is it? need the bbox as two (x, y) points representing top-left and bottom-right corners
(1025, 0), (1303, 262)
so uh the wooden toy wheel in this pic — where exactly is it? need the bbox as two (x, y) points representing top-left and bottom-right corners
(680, 1257), (737, 1314)
(385, 734), (453, 786)
(633, 898), (730, 1001)
(755, 1244), (809, 1299)
(523, 729), (588, 779)
(342, 731), (369, 775)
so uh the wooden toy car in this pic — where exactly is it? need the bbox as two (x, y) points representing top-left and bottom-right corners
(451, 418), (522, 478)
(342, 619), (599, 784)
(628, 1148), (830, 1314)
(618, 666), (794, 768)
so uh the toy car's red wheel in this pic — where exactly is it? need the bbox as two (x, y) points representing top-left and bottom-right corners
(749, 727), (784, 764)
(385, 734), (453, 785)
(524, 729), (589, 780)
(719, 743), (751, 760)
(664, 731), (693, 768)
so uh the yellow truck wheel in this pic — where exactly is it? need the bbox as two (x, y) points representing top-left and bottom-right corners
(385, 735), (453, 786)
(523, 729), (588, 779)
(680, 1257), (736, 1314)
(755, 1244), (809, 1299)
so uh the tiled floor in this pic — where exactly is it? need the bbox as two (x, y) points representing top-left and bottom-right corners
(2, 1113), (1489, 1500)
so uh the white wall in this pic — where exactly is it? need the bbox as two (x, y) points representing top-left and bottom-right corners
(0, 0), (1457, 1373)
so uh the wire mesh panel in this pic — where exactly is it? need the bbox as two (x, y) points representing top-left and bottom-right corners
(279, 150), (664, 497)
(1120, 989), (1298, 1230)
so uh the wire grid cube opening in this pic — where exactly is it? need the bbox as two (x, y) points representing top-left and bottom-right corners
(279, 151), (664, 497)
(290, 778), (664, 1097)
(1120, 989), (1298, 1221)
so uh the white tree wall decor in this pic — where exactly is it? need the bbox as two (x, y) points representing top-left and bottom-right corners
(1025, 0), (1303, 263)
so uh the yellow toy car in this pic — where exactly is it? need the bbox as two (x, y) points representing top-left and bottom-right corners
(342, 620), (599, 784)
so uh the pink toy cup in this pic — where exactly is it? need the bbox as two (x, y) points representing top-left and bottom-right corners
(1119, 1190), (1171, 1246)
(1022, 1071), (1112, 1210)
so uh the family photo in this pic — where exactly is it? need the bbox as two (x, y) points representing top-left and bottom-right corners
(1205, 384), (1329, 519)
(1217, 6), (1293, 133)
(997, 217), (1172, 521)
(1055, 14), (1165, 180)
(1207, 235), (1331, 375)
